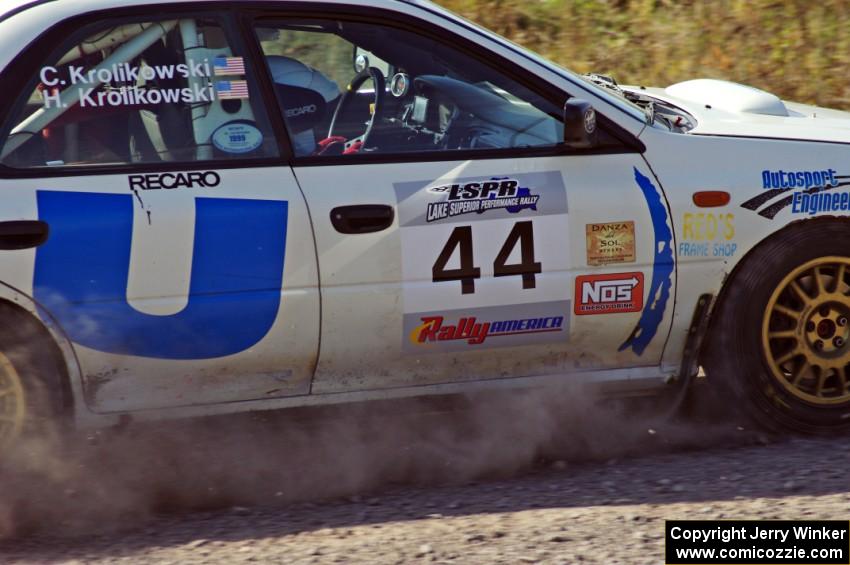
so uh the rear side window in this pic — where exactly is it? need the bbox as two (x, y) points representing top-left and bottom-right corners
(0, 16), (279, 169)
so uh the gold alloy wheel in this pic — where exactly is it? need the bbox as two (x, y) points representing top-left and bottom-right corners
(762, 257), (850, 405)
(0, 350), (25, 445)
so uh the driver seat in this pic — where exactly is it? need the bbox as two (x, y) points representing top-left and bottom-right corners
(266, 55), (340, 156)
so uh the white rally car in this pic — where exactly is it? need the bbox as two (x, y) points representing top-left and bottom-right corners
(0, 0), (847, 446)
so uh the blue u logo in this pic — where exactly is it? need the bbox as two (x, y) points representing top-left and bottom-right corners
(34, 191), (288, 360)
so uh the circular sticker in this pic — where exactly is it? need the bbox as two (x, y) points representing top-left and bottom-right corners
(212, 121), (264, 154)
(355, 54), (369, 73)
(583, 108), (597, 134)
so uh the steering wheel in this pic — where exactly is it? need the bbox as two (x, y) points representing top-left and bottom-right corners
(327, 67), (386, 151)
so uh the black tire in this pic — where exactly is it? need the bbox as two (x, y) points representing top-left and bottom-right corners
(704, 221), (850, 433)
(0, 305), (64, 451)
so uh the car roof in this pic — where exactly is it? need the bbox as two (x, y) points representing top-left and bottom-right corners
(0, 0), (648, 139)
(0, 0), (467, 84)
(0, 0), (454, 27)
(0, 0), (54, 20)
(0, 0), (435, 17)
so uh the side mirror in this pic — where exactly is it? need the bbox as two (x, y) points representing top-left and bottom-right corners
(563, 98), (598, 149)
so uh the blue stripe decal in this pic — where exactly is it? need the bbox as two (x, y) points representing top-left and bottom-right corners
(618, 168), (674, 355)
(34, 191), (288, 360)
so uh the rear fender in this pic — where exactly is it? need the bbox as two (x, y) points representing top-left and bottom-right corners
(0, 280), (85, 419)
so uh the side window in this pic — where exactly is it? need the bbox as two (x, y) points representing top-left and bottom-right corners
(1, 16), (279, 169)
(254, 20), (564, 158)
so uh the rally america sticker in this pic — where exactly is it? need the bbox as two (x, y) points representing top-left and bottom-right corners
(585, 221), (635, 266)
(403, 301), (570, 353)
(574, 272), (643, 315)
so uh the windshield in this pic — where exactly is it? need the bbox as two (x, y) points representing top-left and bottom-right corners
(403, 0), (647, 123)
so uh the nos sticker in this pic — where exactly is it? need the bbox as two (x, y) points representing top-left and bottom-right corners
(212, 121), (263, 154)
(574, 272), (643, 315)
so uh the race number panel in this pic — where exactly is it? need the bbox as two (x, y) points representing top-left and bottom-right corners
(395, 171), (571, 351)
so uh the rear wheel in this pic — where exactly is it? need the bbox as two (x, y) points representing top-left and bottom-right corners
(0, 307), (64, 452)
(705, 222), (850, 432)
(0, 352), (26, 445)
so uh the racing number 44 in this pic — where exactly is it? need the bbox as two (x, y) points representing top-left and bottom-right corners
(432, 221), (542, 294)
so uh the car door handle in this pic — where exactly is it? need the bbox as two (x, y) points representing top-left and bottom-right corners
(330, 205), (394, 234)
(0, 220), (49, 250)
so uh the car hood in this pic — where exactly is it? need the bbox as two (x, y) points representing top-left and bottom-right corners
(624, 79), (850, 144)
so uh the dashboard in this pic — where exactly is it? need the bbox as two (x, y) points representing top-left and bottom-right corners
(357, 72), (563, 153)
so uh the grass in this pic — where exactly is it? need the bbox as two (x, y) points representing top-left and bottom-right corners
(436, 0), (850, 109)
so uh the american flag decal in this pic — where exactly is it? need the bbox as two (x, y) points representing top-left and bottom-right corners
(214, 56), (245, 76)
(215, 80), (249, 100)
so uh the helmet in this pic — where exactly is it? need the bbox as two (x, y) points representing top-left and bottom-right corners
(266, 55), (340, 156)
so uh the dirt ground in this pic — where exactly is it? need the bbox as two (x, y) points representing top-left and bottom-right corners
(0, 389), (847, 564)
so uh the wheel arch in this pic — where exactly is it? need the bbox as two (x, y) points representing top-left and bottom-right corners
(699, 215), (850, 366)
(0, 282), (80, 418)
(694, 215), (850, 431)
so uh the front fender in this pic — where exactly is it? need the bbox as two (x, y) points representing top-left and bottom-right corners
(639, 127), (850, 373)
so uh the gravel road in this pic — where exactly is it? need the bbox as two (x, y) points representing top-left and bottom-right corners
(0, 390), (848, 564)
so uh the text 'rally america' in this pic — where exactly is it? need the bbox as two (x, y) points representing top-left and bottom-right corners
(412, 315), (564, 346)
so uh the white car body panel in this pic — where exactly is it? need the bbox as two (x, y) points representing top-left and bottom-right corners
(641, 128), (850, 372)
(0, 168), (320, 413)
(297, 154), (671, 394)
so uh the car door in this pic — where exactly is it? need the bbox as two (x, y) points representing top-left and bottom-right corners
(250, 8), (675, 394)
(0, 11), (319, 412)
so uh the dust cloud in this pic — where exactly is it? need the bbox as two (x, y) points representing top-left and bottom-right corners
(0, 380), (750, 538)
